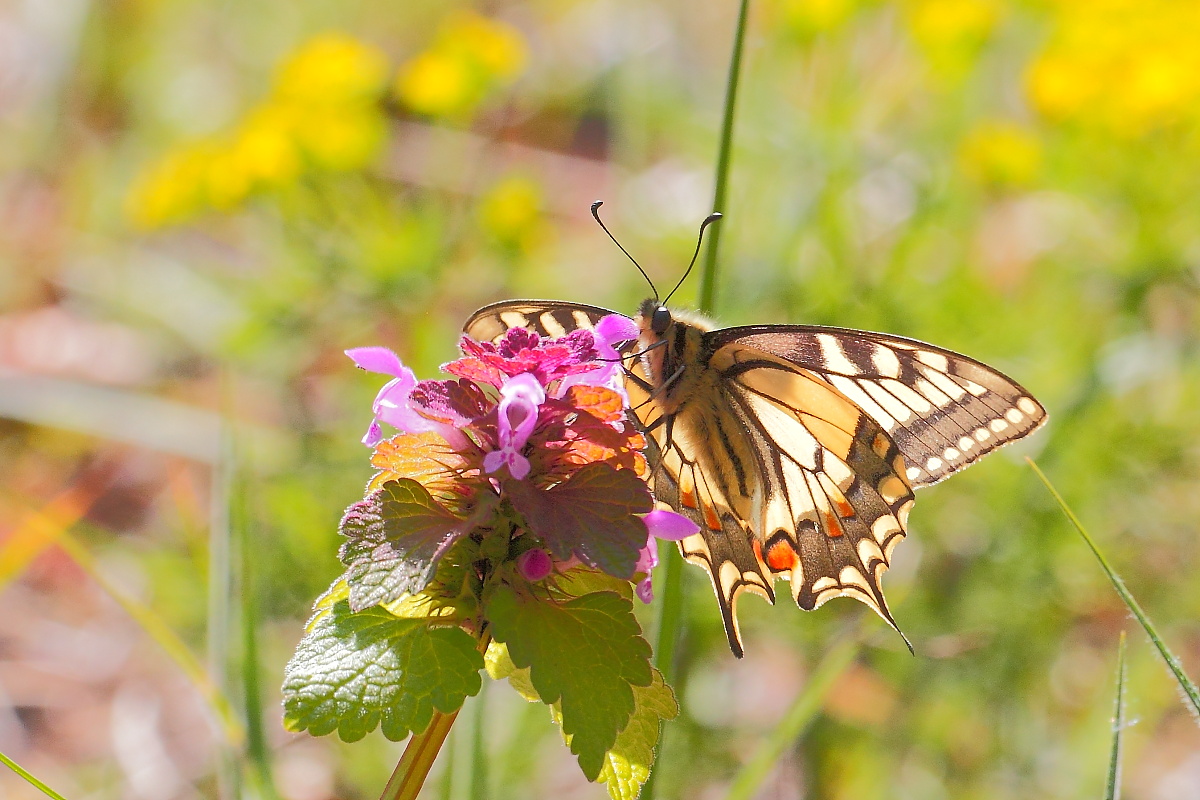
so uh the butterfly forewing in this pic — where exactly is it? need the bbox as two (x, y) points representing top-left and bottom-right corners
(708, 326), (1047, 487)
(464, 300), (1046, 657)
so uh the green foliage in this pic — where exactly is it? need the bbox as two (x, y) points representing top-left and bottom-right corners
(507, 463), (654, 580)
(282, 590), (483, 742)
(485, 584), (654, 780)
(338, 479), (476, 611)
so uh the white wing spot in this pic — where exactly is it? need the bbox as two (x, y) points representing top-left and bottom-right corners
(871, 346), (902, 378)
(926, 456), (944, 472)
(1005, 408), (1025, 424)
(830, 376), (898, 431)
(943, 447), (961, 462)
(916, 351), (949, 372)
(857, 538), (885, 566)
(500, 311), (530, 329)
(974, 428), (991, 442)
(811, 576), (838, 593)
(958, 436), (975, 451)
(571, 310), (596, 330)
(990, 418), (1010, 433)
(882, 379), (933, 414)
(906, 466), (923, 481)
(817, 334), (861, 375)
(1017, 396), (1040, 415)
(539, 312), (567, 338)
(921, 366), (968, 400)
(839, 566), (870, 591)
(871, 515), (901, 543)
(963, 379), (988, 397)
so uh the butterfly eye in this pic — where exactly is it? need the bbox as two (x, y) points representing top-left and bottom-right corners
(651, 306), (672, 336)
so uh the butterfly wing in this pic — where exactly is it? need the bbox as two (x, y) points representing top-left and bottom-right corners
(631, 337), (915, 656)
(464, 300), (621, 344)
(706, 325), (1047, 487)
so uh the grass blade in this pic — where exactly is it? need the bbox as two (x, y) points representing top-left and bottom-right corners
(1027, 459), (1200, 721)
(1106, 632), (1127, 800)
(0, 750), (69, 800)
(726, 638), (858, 800)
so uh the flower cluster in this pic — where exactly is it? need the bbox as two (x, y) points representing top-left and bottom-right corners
(346, 317), (695, 604)
(1026, 0), (1200, 137)
(126, 33), (390, 229)
(395, 10), (528, 119)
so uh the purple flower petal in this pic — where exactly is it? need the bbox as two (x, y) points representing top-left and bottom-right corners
(643, 509), (699, 541)
(635, 577), (654, 604)
(346, 346), (406, 375)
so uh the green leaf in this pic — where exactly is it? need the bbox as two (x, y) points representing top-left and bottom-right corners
(553, 567), (633, 601)
(338, 479), (473, 611)
(596, 669), (679, 800)
(485, 584), (653, 780)
(1028, 459), (1200, 722)
(507, 462), (653, 579)
(282, 599), (483, 742)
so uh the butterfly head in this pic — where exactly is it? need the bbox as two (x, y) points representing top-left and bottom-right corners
(640, 298), (674, 337)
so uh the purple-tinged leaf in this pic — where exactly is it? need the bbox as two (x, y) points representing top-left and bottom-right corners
(507, 463), (653, 580)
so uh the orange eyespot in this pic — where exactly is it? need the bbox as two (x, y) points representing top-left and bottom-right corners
(823, 510), (844, 537)
(766, 540), (799, 572)
(702, 502), (722, 531)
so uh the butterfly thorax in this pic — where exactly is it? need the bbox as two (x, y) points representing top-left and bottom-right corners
(635, 300), (717, 414)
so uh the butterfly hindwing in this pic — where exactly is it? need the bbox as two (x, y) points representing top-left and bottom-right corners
(707, 325), (1047, 487)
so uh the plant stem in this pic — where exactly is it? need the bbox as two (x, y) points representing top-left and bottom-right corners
(698, 0), (752, 314)
(380, 631), (492, 800)
(382, 710), (462, 800)
(645, 4), (751, 798)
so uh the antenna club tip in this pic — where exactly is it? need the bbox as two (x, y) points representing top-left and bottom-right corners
(590, 200), (604, 211)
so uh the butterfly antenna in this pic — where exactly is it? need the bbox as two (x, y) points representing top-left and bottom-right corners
(591, 201), (658, 301)
(663, 212), (722, 306)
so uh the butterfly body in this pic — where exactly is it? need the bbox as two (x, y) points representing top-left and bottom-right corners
(465, 299), (1046, 657)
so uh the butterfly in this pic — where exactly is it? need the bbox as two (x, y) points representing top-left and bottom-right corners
(464, 213), (1046, 657)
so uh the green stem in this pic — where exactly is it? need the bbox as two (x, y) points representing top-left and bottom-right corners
(0, 750), (68, 800)
(382, 709), (462, 800)
(698, 0), (752, 314)
(645, 5), (751, 798)
(381, 631), (491, 800)
(1106, 632), (1127, 800)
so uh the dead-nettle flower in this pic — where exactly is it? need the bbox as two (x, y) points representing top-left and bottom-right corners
(345, 318), (697, 599)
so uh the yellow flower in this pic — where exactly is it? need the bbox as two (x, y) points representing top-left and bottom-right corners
(396, 50), (478, 118)
(293, 107), (386, 171)
(904, 0), (1001, 79)
(1025, 0), (1200, 136)
(125, 144), (212, 229)
(274, 32), (389, 106)
(958, 121), (1042, 189)
(767, 0), (859, 39)
(479, 174), (546, 251)
(437, 11), (527, 80)
(395, 11), (528, 119)
(231, 103), (303, 186)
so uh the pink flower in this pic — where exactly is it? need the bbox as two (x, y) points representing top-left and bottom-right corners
(634, 509), (699, 603)
(346, 347), (468, 448)
(555, 314), (639, 400)
(483, 373), (546, 480)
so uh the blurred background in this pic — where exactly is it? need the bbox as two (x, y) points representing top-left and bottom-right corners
(1, 0), (1199, 798)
